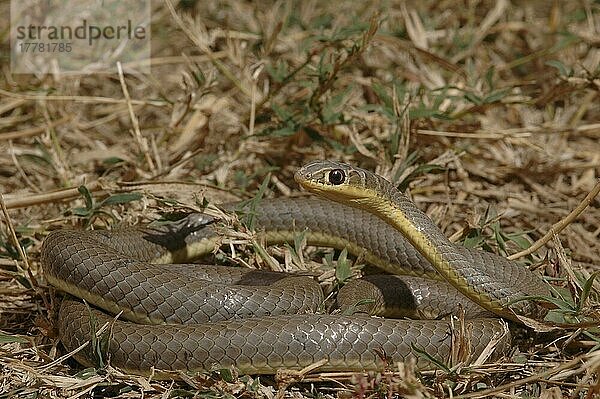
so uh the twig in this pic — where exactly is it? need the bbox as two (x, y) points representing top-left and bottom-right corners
(309, 14), (379, 109)
(454, 355), (585, 399)
(116, 62), (157, 174)
(9, 140), (39, 192)
(508, 179), (600, 260)
(0, 116), (72, 141)
(248, 80), (257, 136)
(3, 181), (102, 209)
(0, 88), (167, 107)
(450, 0), (508, 63)
(0, 193), (41, 293)
(1, 194), (32, 276)
(164, 0), (252, 97)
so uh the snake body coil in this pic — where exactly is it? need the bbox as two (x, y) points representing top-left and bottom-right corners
(42, 161), (550, 376)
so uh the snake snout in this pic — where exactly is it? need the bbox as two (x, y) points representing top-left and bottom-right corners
(295, 160), (372, 204)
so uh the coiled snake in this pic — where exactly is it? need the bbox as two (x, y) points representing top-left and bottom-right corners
(41, 161), (550, 376)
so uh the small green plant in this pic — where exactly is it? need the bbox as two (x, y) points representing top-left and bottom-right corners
(461, 206), (533, 258)
(324, 247), (352, 285)
(71, 185), (142, 227)
(258, 16), (379, 151)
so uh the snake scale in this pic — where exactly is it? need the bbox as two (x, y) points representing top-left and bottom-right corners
(41, 161), (550, 376)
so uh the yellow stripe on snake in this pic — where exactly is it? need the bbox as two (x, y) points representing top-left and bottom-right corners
(41, 161), (550, 376)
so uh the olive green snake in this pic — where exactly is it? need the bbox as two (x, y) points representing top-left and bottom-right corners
(41, 160), (550, 376)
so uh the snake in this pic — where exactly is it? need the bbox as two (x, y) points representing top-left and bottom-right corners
(41, 160), (550, 377)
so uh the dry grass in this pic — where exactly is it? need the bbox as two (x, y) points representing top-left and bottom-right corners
(1, 0), (599, 397)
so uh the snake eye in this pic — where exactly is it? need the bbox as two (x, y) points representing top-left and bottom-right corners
(328, 169), (345, 185)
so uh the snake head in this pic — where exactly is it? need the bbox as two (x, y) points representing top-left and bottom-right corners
(294, 160), (373, 204)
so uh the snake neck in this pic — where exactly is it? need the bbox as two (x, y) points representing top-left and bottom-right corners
(351, 181), (518, 321)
